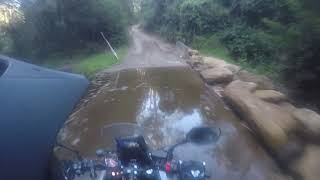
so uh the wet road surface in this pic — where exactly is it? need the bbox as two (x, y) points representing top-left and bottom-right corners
(57, 27), (287, 180)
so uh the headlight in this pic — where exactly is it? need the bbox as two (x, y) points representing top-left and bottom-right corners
(146, 169), (153, 175)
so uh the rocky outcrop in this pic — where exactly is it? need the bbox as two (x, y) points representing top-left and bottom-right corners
(185, 47), (320, 180)
(200, 68), (234, 84)
(191, 55), (203, 62)
(292, 145), (320, 180)
(224, 80), (297, 155)
(202, 57), (241, 73)
(278, 102), (297, 114)
(293, 108), (320, 138)
(186, 55), (203, 68)
(186, 55), (239, 84)
(202, 57), (226, 67)
(188, 49), (200, 57)
(254, 90), (287, 103)
(235, 70), (275, 90)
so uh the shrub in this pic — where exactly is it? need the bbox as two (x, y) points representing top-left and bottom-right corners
(219, 24), (276, 64)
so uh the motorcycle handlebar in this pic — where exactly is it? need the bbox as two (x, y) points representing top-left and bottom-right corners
(64, 159), (158, 180)
(64, 158), (207, 180)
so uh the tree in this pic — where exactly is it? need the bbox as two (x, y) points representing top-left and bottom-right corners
(5, 0), (134, 61)
(141, 0), (320, 107)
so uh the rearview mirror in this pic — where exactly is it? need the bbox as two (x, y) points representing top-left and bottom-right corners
(186, 126), (220, 145)
(164, 126), (221, 160)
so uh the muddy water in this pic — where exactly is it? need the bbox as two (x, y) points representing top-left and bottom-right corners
(58, 66), (285, 180)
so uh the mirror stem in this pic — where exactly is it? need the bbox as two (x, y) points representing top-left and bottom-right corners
(166, 139), (188, 161)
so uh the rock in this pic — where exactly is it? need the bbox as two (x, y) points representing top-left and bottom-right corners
(212, 86), (225, 98)
(278, 102), (297, 114)
(226, 64), (241, 74)
(203, 57), (226, 68)
(254, 90), (287, 103)
(235, 70), (275, 90)
(202, 56), (241, 74)
(188, 49), (199, 56)
(186, 59), (199, 67)
(193, 63), (209, 72)
(200, 68), (234, 84)
(292, 145), (320, 180)
(190, 55), (203, 62)
(186, 54), (203, 67)
(226, 80), (258, 93)
(293, 108), (320, 138)
(276, 139), (304, 164)
(224, 80), (297, 155)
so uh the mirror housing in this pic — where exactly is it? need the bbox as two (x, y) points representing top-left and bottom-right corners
(166, 126), (220, 161)
(186, 126), (220, 145)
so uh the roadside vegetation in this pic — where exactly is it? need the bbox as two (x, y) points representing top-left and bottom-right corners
(0, 0), (134, 75)
(1, 0), (320, 107)
(141, 0), (320, 106)
(43, 47), (127, 78)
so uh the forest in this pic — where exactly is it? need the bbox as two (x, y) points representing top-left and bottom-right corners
(0, 0), (134, 76)
(0, 0), (320, 107)
(141, 0), (320, 107)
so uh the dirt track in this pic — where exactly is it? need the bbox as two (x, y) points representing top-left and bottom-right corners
(58, 26), (290, 180)
(103, 25), (185, 72)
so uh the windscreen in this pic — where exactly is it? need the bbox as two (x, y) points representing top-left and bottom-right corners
(101, 123), (154, 150)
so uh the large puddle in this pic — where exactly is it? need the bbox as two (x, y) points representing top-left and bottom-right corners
(57, 67), (286, 180)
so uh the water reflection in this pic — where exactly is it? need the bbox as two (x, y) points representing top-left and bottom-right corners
(137, 88), (160, 125)
(137, 87), (204, 149)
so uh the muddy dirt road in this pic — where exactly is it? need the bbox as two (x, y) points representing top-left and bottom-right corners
(57, 27), (287, 180)
(104, 26), (184, 72)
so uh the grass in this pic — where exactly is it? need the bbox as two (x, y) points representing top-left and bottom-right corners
(191, 35), (279, 78)
(191, 35), (233, 61)
(42, 47), (127, 78)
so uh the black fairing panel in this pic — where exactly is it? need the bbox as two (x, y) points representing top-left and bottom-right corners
(0, 55), (89, 180)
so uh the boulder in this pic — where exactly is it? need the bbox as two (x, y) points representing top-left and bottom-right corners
(224, 80), (297, 154)
(186, 56), (203, 68)
(188, 49), (199, 56)
(202, 56), (241, 74)
(292, 145), (320, 180)
(203, 57), (226, 68)
(235, 70), (275, 90)
(193, 63), (209, 72)
(293, 108), (320, 138)
(226, 64), (241, 74)
(190, 55), (203, 62)
(254, 90), (287, 103)
(200, 68), (234, 84)
(278, 102), (297, 114)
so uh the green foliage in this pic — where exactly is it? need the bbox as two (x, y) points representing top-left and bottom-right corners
(43, 47), (127, 78)
(191, 35), (232, 61)
(142, 0), (320, 106)
(142, 0), (229, 42)
(0, 33), (5, 52)
(192, 34), (279, 78)
(4, 0), (133, 62)
(73, 47), (127, 77)
(219, 23), (277, 64)
(0, 30), (12, 54)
